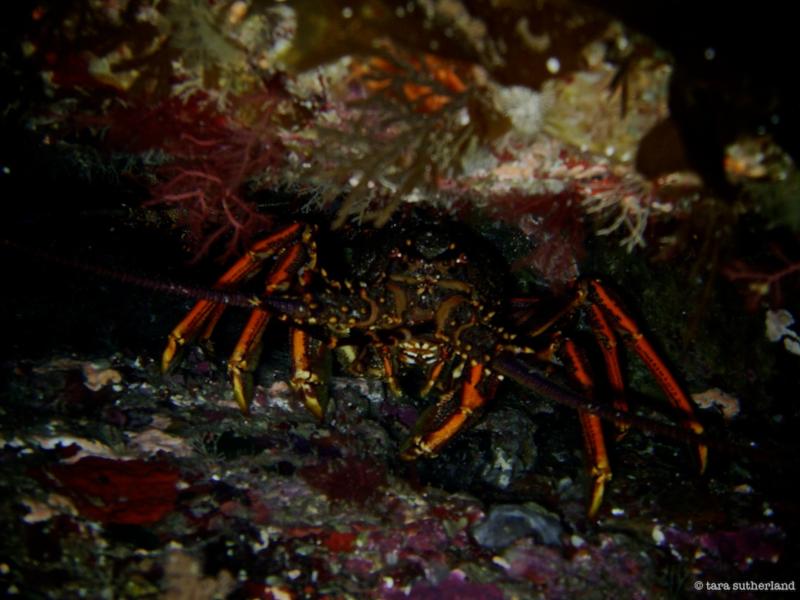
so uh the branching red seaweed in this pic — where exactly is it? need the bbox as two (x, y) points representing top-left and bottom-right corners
(723, 243), (800, 310)
(144, 93), (290, 261)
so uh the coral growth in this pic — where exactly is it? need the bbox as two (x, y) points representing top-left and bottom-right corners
(764, 309), (800, 356)
(20, 0), (713, 270)
(302, 43), (516, 228)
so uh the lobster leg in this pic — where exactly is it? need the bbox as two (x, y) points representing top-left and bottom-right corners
(587, 304), (630, 439)
(375, 337), (403, 396)
(586, 279), (708, 473)
(399, 363), (490, 459)
(289, 328), (331, 420)
(162, 299), (225, 373)
(228, 242), (311, 414)
(228, 308), (271, 414)
(562, 339), (613, 518)
(162, 223), (308, 374)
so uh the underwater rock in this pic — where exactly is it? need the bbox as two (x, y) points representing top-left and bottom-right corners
(472, 501), (563, 549)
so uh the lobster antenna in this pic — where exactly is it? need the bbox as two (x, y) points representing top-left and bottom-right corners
(493, 352), (771, 460)
(2, 238), (258, 309)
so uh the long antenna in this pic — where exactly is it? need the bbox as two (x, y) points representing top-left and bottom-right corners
(492, 353), (776, 461)
(2, 238), (258, 308)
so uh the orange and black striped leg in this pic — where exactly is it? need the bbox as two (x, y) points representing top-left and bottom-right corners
(162, 299), (226, 373)
(562, 339), (613, 518)
(587, 304), (630, 439)
(400, 363), (490, 460)
(289, 328), (331, 420)
(374, 338), (402, 397)
(162, 223), (309, 373)
(587, 279), (708, 473)
(227, 242), (311, 414)
(228, 309), (270, 414)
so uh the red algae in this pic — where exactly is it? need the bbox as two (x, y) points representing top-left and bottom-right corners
(323, 530), (358, 553)
(46, 457), (180, 525)
(299, 457), (387, 505)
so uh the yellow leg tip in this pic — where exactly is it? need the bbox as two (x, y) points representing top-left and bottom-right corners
(587, 471), (612, 519)
(230, 367), (253, 416)
(161, 338), (181, 374)
(686, 421), (708, 474)
(304, 397), (325, 421)
(697, 444), (709, 475)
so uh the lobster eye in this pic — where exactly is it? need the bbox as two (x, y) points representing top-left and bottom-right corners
(390, 247), (403, 259)
(456, 253), (468, 264)
(415, 230), (451, 260)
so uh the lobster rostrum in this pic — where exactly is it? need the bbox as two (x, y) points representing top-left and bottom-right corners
(162, 217), (707, 517)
